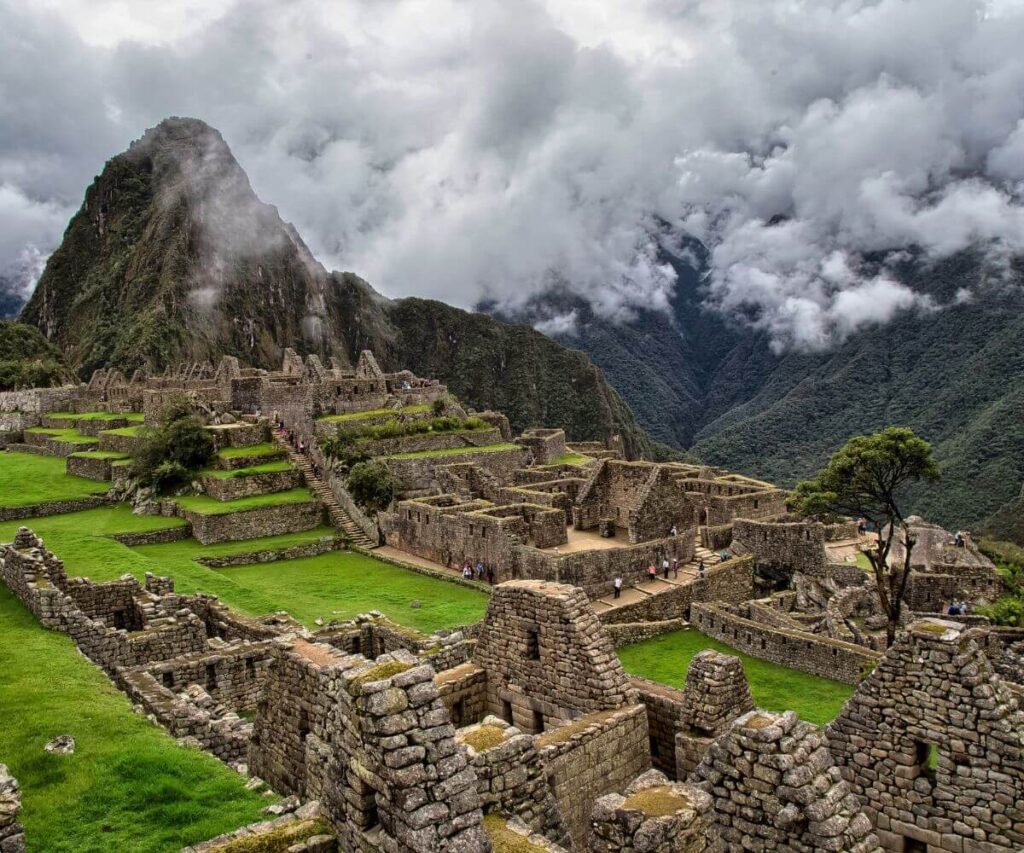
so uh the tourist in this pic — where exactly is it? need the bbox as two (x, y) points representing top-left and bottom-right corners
(486, 566), (496, 585)
(476, 560), (484, 579)
(462, 563), (473, 580)
(613, 576), (623, 599)
(857, 517), (867, 534)
(947, 601), (960, 616)
(672, 558), (680, 579)
(662, 557), (670, 579)
(698, 561), (706, 579)
(720, 549), (730, 562)
(955, 531), (964, 548)
(961, 601), (970, 615)
(647, 563), (657, 582)
(670, 524), (678, 537)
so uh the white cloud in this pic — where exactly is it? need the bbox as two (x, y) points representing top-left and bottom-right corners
(1, 0), (1024, 348)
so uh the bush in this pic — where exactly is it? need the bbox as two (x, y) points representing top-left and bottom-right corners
(347, 461), (399, 514)
(976, 539), (1024, 627)
(432, 397), (446, 416)
(131, 408), (214, 490)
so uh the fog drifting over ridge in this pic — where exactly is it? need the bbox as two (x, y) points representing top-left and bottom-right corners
(2, 0), (1024, 349)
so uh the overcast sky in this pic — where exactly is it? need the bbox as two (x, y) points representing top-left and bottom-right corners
(2, 0), (1023, 349)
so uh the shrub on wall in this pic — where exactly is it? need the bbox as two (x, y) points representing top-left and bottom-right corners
(132, 395), (214, 490)
(347, 460), (399, 514)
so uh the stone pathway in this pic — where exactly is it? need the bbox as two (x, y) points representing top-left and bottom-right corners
(272, 429), (378, 548)
(590, 544), (723, 614)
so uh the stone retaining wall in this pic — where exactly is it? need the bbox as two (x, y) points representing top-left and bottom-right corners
(111, 525), (192, 546)
(196, 537), (343, 568)
(0, 495), (109, 522)
(201, 469), (301, 501)
(97, 430), (144, 455)
(205, 421), (267, 450)
(183, 501), (324, 545)
(434, 662), (488, 727)
(382, 446), (530, 493)
(606, 619), (687, 647)
(690, 601), (881, 685)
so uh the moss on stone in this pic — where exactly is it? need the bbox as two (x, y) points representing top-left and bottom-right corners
(460, 725), (507, 751)
(483, 814), (549, 853)
(211, 818), (333, 852)
(622, 786), (690, 817)
(347, 660), (411, 694)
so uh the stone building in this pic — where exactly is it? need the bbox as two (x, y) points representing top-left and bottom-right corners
(0, 765), (23, 853)
(826, 618), (1024, 853)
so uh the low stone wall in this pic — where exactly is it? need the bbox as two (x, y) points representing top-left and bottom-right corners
(537, 704), (651, 849)
(690, 601), (881, 685)
(355, 426), (503, 458)
(435, 662), (488, 727)
(606, 619), (687, 648)
(0, 764), (24, 853)
(906, 570), (1005, 611)
(630, 677), (688, 778)
(66, 453), (119, 481)
(0, 495), (109, 522)
(183, 501), (324, 545)
(215, 447), (287, 470)
(196, 536), (343, 568)
(111, 525), (192, 546)
(206, 421), (267, 450)
(97, 430), (144, 455)
(319, 455), (379, 545)
(201, 468), (301, 501)
(598, 556), (755, 625)
(0, 386), (79, 414)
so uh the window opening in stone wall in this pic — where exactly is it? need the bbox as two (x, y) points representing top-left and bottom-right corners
(526, 627), (540, 661)
(452, 699), (465, 726)
(649, 735), (660, 757)
(904, 838), (927, 853)
(502, 699), (514, 724)
(205, 664), (218, 690)
(298, 708), (310, 743)
(914, 740), (937, 785)
(162, 671), (174, 689)
(112, 609), (127, 630)
(245, 657), (256, 679)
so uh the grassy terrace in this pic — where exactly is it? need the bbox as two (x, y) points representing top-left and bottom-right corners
(175, 488), (316, 515)
(202, 460), (293, 479)
(216, 442), (283, 460)
(48, 411), (145, 423)
(100, 425), (144, 437)
(0, 584), (269, 853)
(0, 451), (108, 506)
(70, 450), (130, 460)
(618, 629), (855, 726)
(25, 427), (98, 445)
(317, 403), (431, 423)
(383, 442), (521, 460)
(554, 452), (591, 465)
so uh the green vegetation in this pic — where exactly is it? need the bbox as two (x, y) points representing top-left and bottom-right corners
(202, 461), (293, 479)
(0, 451), (108, 507)
(70, 450), (130, 460)
(102, 425), (144, 437)
(0, 584), (268, 853)
(317, 404), (431, 423)
(0, 321), (68, 390)
(977, 540), (1024, 626)
(49, 411), (145, 423)
(131, 397), (215, 490)
(382, 442), (521, 460)
(25, 427), (98, 445)
(554, 452), (591, 465)
(792, 427), (939, 647)
(217, 443), (283, 460)
(618, 629), (854, 726)
(321, 414), (490, 466)
(175, 488), (316, 515)
(347, 460), (399, 514)
(213, 819), (332, 852)
(483, 814), (548, 853)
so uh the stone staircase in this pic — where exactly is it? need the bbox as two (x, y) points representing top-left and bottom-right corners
(590, 545), (724, 615)
(272, 430), (378, 548)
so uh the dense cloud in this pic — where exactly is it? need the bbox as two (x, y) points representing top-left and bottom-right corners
(1, 0), (1023, 346)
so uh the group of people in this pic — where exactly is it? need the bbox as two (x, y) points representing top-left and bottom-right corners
(462, 560), (496, 584)
(947, 600), (971, 616)
(954, 530), (972, 549)
(610, 553), (712, 600)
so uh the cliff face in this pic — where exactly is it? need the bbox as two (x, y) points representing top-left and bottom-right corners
(20, 118), (657, 454)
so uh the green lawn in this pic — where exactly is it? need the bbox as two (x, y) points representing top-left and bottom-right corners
(317, 404), (431, 423)
(216, 443), (284, 460)
(70, 450), (130, 460)
(618, 629), (854, 726)
(175, 488), (316, 515)
(383, 443), (521, 460)
(554, 452), (591, 465)
(24, 427), (98, 445)
(201, 461), (293, 479)
(0, 452), (109, 507)
(0, 506), (486, 633)
(0, 584), (269, 853)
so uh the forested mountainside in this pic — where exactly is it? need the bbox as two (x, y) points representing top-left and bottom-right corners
(502, 248), (1024, 534)
(18, 118), (659, 457)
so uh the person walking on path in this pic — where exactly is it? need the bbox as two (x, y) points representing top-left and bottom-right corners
(647, 563), (657, 583)
(672, 558), (679, 579)
(698, 560), (706, 579)
(613, 576), (623, 599)
(662, 557), (670, 579)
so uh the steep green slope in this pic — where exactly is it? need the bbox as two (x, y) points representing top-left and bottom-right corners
(0, 320), (70, 389)
(20, 118), (652, 453)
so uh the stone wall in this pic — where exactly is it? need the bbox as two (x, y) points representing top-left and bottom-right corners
(0, 765), (24, 853)
(730, 519), (828, 589)
(906, 570), (1005, 612)
(66, 452), (120, 481)
(690, 601), (881, 685)
(826, 619), (1024, 853)
(630, 677), (688, 777)
(435, 662), (488, 727)
(382, 446), (530, 494)
(473, 581), (637, 731)
(536, 704), (651, 849)
(0, 495), (110, 522)
(200, 468), (302, 501)
(196, 536), (341, 568)
(598, 556), (755, 625)
(0, 386), (79, 414)
(514, 429), (567, 465)
(183, 501), (324, 545)
(606, 619), (688, 648)
(206, 421), (267, 449)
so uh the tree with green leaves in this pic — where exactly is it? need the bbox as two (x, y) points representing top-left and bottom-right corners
(791, 426), (940, 647)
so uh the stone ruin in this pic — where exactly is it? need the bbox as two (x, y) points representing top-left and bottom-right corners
(827, 618), (1024, 853)
(0, 765), (23, 853)
(694, 709), (881, 853)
